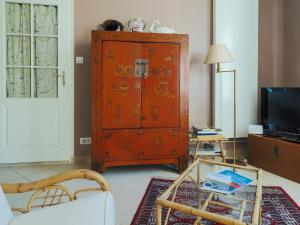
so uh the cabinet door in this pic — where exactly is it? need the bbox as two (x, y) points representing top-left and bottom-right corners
(142, 43), (180, 128)
(141, 129), (179, 157)
(102, 41), (142, 129)
(103, 130), (141, 161)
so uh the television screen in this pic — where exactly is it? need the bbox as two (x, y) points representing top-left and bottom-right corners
(261, 88), (300, 134)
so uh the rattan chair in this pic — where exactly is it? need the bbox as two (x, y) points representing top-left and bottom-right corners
(1, 169), (115, 225)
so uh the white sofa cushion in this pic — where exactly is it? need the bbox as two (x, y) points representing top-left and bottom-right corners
(10, 192), (115, 225)
(0, 185), (13, 225)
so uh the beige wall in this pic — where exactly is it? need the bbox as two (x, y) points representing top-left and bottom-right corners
(284, 0), (300, 86)
(259, 0), (285, 88)
(259, 0), (300, 88)
(258, 0), (300, 122)
(74, 0), (212, 155)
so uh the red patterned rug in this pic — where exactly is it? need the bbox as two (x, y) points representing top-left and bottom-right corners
(131, 178), (300, 225)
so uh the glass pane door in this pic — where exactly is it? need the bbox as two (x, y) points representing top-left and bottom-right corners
(6, 3), (31, 97)
(34, 4), (58, 98)
(5, 2), (58, 98)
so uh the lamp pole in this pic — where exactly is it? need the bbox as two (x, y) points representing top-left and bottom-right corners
(217, 63), (237, 165)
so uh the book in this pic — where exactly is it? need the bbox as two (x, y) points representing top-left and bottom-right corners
(192, 126), (222, 135)
(201, 170), (253, 194)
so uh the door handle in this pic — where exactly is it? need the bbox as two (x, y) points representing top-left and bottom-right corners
(57, 71), (66, 86)
(273, 146), (279, 157)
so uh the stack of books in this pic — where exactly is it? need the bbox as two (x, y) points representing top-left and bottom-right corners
(201, 170), (253, 194)
(192, 126), (222, 136)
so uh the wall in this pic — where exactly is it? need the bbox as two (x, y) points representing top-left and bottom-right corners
(259, 0), (300, 88)
(258, 0), (300, 122)
(74, 0), (212, 155)
(259, 0), (285, 88)
(284, 0), (300, 86)
(213, 0), (259, 138)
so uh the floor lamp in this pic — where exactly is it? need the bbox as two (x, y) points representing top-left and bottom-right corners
(204, 44), (237, 165)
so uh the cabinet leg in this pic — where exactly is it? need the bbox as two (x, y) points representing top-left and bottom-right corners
(99, 163), (106, 173)
(92, 162), (106, 173)
(178, 157), (188, 173)
(91, 162), (99, 171)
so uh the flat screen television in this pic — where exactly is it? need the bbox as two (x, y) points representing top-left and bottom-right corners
(261, 88), (300, 141)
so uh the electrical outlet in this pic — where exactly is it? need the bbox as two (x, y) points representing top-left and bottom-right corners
(80, 137), (92, 145)
(75, 56), (84, 64)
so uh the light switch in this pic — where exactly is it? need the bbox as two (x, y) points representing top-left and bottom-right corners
(76, 56), (84, 64)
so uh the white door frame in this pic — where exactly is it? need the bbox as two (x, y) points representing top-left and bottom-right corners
(0, 0), (74, 163)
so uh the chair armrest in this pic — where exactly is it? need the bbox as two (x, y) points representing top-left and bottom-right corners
(1, 169), (111, 213)
(1, 169), (111, 193)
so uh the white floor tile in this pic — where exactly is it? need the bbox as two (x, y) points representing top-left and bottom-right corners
(51, 163), (90, 173)
(24, 169), (59, 182)
(10, 165), (54, 178)
(9, 197), (30, 212)
(113, 190), (139, 225)
(5, 191), (33, 204)
(120, 217), (132, 225)
(0, 167), (28, 183)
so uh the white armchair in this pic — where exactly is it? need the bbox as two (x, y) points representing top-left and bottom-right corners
(0, 169), (115, 225)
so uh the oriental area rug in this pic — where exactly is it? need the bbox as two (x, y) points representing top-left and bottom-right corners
(131, 178), (300, 225)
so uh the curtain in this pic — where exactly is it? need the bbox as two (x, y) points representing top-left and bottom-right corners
(5, 3), (58, 98)
(6, 3), (31, 97)
(34, 5), (58, 98)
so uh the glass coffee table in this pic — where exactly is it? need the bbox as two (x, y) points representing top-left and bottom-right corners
(156, 159), (262, 225)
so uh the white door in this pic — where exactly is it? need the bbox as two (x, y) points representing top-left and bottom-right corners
(0, 0), (74, 163)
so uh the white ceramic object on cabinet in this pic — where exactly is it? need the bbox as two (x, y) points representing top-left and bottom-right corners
(128, 18), (146, 32)
(149, 21), (175, 34)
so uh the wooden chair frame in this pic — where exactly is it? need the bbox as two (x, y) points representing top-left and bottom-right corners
(1, 169), (111, 214)
(156, 159), (262, 225)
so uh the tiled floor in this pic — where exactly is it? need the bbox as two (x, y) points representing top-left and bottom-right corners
(1, 162), (300, 225)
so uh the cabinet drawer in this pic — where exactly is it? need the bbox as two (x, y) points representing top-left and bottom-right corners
(103, 129), (179, 161)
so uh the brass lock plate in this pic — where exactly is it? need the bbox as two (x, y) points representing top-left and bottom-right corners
(135, 59), (149, 78)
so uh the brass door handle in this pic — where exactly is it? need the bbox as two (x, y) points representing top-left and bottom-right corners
(56, 71), (66, 86)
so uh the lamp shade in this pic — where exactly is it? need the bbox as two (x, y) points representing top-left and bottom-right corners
(204, 44), (234, 64)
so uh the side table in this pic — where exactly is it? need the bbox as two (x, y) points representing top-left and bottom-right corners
(190, 134), (227, 162)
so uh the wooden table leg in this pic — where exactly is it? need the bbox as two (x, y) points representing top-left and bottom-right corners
(219, 140), (226, 163)
(193, 141), (201, 161)
(196, 160), (201, 185)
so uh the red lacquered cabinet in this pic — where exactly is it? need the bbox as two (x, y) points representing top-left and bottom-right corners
(91, 31), (189, 173)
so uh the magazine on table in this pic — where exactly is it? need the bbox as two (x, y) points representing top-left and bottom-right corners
(201, 170), (253, 194)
